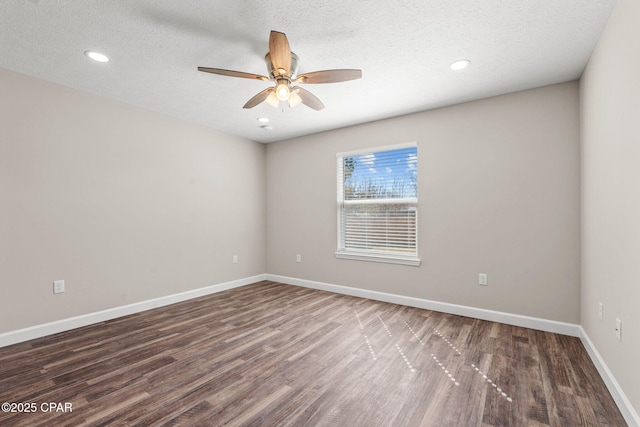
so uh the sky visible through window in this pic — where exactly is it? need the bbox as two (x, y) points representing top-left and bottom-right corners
(343, 146), (417, 200)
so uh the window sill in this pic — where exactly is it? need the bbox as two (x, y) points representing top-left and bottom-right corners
(335, 251), (421, 266)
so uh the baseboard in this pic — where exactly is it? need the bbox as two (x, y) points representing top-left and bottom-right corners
(579, 327), (640, 427)
(2, 274), (636, 425)
(266, 274), (581, 336)
(0, 274), (266, 349)
(2, 273), (579, 348)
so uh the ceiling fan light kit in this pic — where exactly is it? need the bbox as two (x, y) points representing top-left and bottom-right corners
(275, 79), (290, 101)
(198, 31), (362, 111)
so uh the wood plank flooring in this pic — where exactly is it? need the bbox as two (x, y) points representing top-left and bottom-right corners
(0, 281), (627, 426)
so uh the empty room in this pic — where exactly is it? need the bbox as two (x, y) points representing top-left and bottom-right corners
(1, 0), (638, 426)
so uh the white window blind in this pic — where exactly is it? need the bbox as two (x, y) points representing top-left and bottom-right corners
(336, 143), (420, 266)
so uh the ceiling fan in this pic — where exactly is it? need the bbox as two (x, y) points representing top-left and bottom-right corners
(198, 30), (362, 111)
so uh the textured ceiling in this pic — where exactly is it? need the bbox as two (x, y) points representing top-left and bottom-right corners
(0, 0), (615, 143)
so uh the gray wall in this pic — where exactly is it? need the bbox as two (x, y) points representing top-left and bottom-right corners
(0, 68), (266, 333)
(266, 82), (581, 323)
(580, 0), (640, 413)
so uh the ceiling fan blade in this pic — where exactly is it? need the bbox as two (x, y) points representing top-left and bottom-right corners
(243, 87), (275, 109)
(198, 67), (268, 81)
(295, 69), (362, 84)
(269, 31), (292, 76)
(293, 86), (325, 111)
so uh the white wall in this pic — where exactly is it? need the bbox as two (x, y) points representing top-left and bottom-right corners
(0, 68), (266, 333)
(580, 0), (640, 416)
(266, 82), (581, 323)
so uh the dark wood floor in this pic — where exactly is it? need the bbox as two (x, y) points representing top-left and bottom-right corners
(0, 281), (626, 426)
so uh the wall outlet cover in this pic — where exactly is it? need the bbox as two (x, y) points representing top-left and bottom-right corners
(53, 280), (65, 294)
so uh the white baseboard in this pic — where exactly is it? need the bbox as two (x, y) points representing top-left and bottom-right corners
(579, 327), (640, 427)
(266, 274), (638, 427)
(266, 274), (581, 336)
(2, 273), (637, 426)
(0, 274), (266, 349)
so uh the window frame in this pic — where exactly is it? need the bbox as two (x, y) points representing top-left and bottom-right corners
(335, 142), (421, 266)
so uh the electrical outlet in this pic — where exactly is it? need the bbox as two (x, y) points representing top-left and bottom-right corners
(296, 254), (302, 263)
(598, 302), (603, 321)
(232, 255), (238, 264)
(478, 273), (488, 286)
(615, 318), (622, 342)
(53, 280), (65, 294)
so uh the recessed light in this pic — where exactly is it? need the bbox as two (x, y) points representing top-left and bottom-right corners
(257, 117), (270, 123)
(84, 51), (109, 63)
(450, 59), (470, 71)
(259, 125), (273, 131)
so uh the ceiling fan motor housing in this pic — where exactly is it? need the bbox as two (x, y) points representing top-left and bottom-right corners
(266, 52), (299, 80)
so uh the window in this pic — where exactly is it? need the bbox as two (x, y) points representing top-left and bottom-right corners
(336, 143), (420, 266)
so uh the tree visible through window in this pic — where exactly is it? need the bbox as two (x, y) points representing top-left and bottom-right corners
(336, 144), (420, 266)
